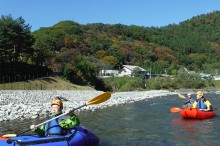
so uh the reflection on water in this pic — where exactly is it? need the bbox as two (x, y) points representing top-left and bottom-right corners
(171, 116), (216, 145)
(1, 93), (220, 145)
(0, 117), (47, 136)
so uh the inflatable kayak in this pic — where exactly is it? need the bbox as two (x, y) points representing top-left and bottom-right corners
(0, 126), (99, 146)
(180, 107), (216, 119)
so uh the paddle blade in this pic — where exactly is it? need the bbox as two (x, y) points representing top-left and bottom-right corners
(178, 93), (186, 99)
(2, 134), (16, 138)
(86, 92), (111, 105)
(170, 107), (181, 113)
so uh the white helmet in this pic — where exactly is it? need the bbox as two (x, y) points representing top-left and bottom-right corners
(187, 93), (191, 96)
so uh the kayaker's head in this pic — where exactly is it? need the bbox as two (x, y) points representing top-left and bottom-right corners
(196, 91), (204, 100)
(51, 97), (63, 114)
(187, 93), (192, 98)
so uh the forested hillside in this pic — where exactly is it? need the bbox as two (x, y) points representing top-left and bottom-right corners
(32, 11), (220, 74)
(1, 11), (220, 89)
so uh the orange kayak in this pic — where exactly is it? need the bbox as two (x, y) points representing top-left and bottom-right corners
(180, 108), (216, 119)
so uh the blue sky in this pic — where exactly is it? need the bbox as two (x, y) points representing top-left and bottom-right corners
(1, 0), (220, 32)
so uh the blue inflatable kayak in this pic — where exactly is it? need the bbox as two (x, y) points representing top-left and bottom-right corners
(0, 126), (99, 146)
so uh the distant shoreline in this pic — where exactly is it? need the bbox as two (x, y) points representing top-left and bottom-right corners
(0, 90), (175, 122)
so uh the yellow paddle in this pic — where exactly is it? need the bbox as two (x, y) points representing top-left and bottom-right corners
(1, 134), (16, 138)
(178, 93), (186, 99)
(170, 94), (186, 113)
(2, 92), (111, 140)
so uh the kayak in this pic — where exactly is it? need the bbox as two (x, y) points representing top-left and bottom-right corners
(180, 107), (216, 119)
(0, 126), (99, 146)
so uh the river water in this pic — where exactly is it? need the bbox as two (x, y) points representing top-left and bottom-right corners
(1, 92), (220, 146)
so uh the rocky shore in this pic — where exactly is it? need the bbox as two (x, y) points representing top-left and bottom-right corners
(0, 90), (174, 122)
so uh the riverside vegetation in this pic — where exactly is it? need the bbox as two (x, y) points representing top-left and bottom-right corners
(0, 77), (94, 90)
(1, 11), (220, 91)
(1, 71), (220, 92)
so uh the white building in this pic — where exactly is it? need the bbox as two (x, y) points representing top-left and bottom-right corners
(118, 65), (147, 77)
(99, 70), (119, 77)
(213, 75), (220, 80)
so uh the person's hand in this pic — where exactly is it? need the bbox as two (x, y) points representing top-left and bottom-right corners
(30, 125), (37, 131)
(65, 109), (72, 115)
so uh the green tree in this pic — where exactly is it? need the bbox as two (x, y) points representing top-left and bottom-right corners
(32, 28), (65, 65)
(174, 68), (205, 89)
(0, 15), (34, 63)
(64, 56), (97, 85)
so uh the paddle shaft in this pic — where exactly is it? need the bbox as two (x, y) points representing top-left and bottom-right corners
(5, 92), (111, 142)
(7, 103), (87, 138)
(35, 103), (86, 128)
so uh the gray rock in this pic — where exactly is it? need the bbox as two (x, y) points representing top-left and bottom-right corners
(0, 90), (174, 121)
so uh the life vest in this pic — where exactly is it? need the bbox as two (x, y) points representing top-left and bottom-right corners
(196, 100), (207, 109)
(45, 115), (62, 136)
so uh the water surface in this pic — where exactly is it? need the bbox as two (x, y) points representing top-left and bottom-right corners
(1, 93), (220, 145)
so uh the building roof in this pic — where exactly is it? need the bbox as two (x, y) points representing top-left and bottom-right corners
(123, 65), (146, 71)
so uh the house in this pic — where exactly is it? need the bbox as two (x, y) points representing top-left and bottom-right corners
(98, 65), (149, 78)
(212, 75), (220, 80)
(99, 70), (119, 78)
(118, 65), (148, 77)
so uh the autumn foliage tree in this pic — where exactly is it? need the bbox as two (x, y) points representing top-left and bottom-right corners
(102, 56), (118, 68)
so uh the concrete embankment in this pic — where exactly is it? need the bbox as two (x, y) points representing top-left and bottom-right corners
(0, 90), (174, 121)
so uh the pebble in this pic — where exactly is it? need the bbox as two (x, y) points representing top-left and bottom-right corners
(0, 90), (174, 121)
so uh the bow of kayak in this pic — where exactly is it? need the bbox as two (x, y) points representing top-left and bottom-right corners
(0, 126), (99, 146)
(180, 108), (216, 119)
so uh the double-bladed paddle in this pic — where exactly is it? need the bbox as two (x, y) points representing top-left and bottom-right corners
(2, 92), (111, 143)
(170, 93), (187, 113)
(178, 93), (186, 99)
(170, 107), (181, 113)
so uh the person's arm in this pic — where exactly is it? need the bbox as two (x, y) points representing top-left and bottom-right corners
(59, 113), (80, 129)
(190, 99), (195, 103)
(184, 99), (190, 104)
(30, 125), (46, 136)
(205, 100), (212, 110)
(192, 101), (197, 108)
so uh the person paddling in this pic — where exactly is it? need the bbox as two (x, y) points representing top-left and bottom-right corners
(192, 91), (212, 111)
(30, 97), (80, 136)
(183, 93), (194, 108)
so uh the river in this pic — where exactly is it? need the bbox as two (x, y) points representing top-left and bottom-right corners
(1, 92), (220, 145)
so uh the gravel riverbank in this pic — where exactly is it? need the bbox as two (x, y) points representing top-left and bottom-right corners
(0, 90), (175, 121)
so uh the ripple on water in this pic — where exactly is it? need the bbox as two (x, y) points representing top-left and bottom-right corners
(1, 93), (220, 145)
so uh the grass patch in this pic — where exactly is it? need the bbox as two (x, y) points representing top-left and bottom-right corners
(103, 77), (145, 91)
(0, 76), (95, 90)
(213, 80), (220, 88)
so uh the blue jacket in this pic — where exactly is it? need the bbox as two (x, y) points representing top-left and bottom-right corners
(184, 98), (195, 104)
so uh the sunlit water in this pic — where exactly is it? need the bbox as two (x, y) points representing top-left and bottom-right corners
(1, 92), (220, 146)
